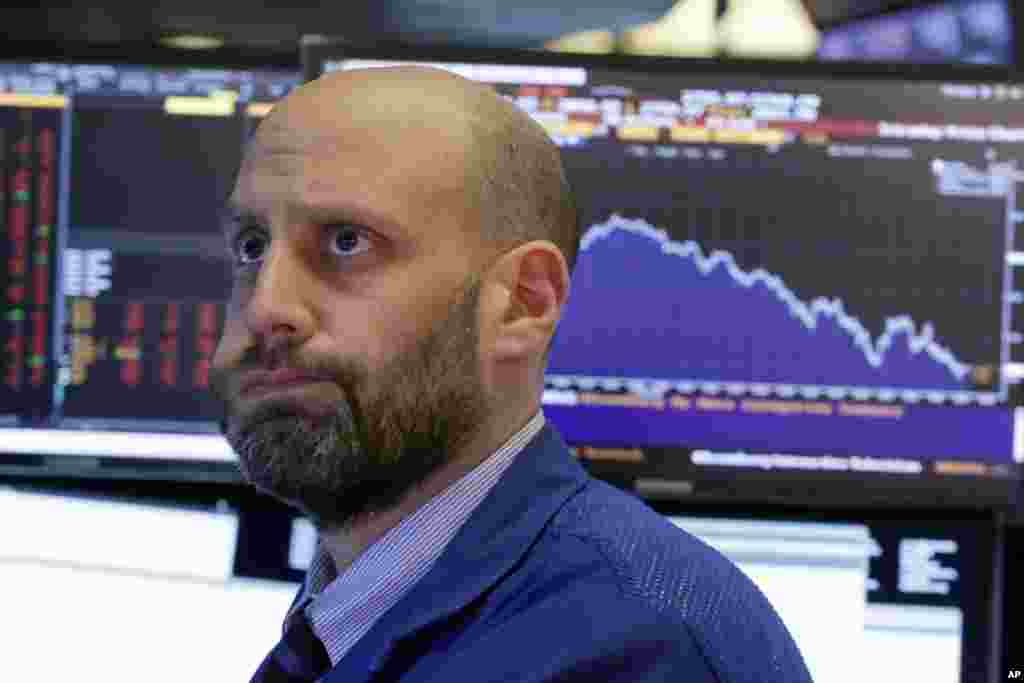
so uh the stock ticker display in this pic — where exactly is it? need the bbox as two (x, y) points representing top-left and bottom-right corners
(0, 95), (60, 421)
(318, 54), (1024, 501)
(665, 513), (998, 683)
(2, 52), (1024, 499)
(59, 71), (246, 424)
(0, 62), (297, 461)
(535, 69), (1024, 490)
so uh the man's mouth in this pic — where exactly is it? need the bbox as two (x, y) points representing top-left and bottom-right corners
(239, 368), (328, 398)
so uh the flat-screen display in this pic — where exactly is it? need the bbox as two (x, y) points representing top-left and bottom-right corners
(660, 509), (1001, 683)
(302, 41), (1024, 507)
(0, 60), (299, 478)
(0, 486), (298, 681)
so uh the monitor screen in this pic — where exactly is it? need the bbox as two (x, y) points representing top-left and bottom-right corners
(819, 0), (1015, 66)
(302, 42), (1023, 507)
(0, 486), (299, 681)
(656, 509), (1001, 683)
(0, 60), (299, 478)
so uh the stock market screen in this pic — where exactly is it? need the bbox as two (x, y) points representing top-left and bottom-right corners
(0, 61), (298, 473)
(658, 511), (1000, 683)
(0, 91), (60, 423)
(305, 45), (1023, 506)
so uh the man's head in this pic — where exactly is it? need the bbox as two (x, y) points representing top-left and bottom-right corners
(208, 67), (577, 529)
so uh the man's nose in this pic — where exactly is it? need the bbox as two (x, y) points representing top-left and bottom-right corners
(243, 239), (316, 344)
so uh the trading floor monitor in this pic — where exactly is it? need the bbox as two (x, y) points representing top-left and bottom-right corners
(304, 39), (1024, 508)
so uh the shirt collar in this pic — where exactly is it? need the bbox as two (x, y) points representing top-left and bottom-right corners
(320, 419), (591, 682)
(287, 411), (546, 662)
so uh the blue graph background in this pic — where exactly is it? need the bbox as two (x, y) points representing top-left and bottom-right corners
(550, 214), (972, 392)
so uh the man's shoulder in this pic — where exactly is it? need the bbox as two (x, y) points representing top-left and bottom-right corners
(542, 479), (754, 615)
(548, 478), (735, 590)
(531, 478), (812, 682)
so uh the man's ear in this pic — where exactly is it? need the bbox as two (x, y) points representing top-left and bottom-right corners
(486, 241), (569, 363)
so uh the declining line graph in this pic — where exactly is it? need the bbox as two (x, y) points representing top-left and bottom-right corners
(585, 214), (968, 380)
(548, 214), (985, 402)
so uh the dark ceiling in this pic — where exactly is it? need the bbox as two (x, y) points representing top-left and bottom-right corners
(0, 1), (983, 63)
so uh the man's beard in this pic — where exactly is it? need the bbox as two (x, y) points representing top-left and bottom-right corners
(211, 277), (489, 529)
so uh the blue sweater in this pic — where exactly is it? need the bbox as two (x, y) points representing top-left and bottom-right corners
(316, 423), (813, 682)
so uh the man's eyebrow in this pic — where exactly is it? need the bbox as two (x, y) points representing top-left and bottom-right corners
(304, 199), (406, 238)
(220, 197), (408, 241)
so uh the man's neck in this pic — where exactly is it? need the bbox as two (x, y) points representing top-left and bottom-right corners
(318, 402), (539, 574)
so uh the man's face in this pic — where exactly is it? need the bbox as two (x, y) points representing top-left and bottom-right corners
(208, 90), (493, 528)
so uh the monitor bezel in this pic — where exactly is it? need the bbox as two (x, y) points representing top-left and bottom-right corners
(301, 35), (1022, 85)
(0, 40), (299, 71)
(645, 497), (1004, 683)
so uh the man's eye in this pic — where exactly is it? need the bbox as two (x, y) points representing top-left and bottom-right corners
(229, 224), (370, 269)
(326, 224), (371, 257)
(234, 229), (266, 266)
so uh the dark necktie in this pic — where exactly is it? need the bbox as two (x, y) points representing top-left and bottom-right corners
(250, 611), (331, 683)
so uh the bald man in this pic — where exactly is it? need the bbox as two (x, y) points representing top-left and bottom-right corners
(209, 67), (813, 683)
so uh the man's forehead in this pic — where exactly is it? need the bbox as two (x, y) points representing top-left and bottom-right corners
(238, 126), (469, 204)
(258, 72), (477, 138)
(229, 69), (505, 229)
(249, 116), (331, 155)
(243, 93), (474, 172)
(232, 106), (482, 237)
(243, 104), (358, 166)
(241, 127), (352, 178)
